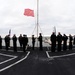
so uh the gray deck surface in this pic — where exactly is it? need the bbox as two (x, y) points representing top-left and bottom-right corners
(0, 47), (75, 75)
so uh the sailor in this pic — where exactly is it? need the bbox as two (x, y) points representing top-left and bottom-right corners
(0, 35), (2, 49)
(69, 34), (73, 50)
(32, 35), (35, 50)
(8, 35), (10, 48)
(50, 32), (56, 52)
(12, 34), (17, 52)
(62, 34), (68, 51)
(57, 32), (62, 52)
(18, 34), (23, 49)
(38, 33), (43, 50)
(22, 35), (28, 52)
(73, 35), (75, 45)
(5, 35), (9, 50)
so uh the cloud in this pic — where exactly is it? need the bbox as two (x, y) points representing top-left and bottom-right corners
(0, 0), (75, 37)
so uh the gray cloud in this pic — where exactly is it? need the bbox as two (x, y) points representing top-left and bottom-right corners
(0, 0), (75, 37)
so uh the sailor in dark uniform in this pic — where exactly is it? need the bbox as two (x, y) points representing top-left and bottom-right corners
(73, 35), (75, 45)
(0, 35), (2, 49)
(69, 34), (73, 50)
(22, 35), (28, 52)
(57, 32), (62, 52)
(62, 34), (68, 51)
(50, 32), (56, 52)
(18, 34), (23, 49)
(32, 35), (35, 50)
(38, 33), (43, 50)
(12, 34), (17, 52)
(5, 35), (9, 50)
(8, 35), (10, 48)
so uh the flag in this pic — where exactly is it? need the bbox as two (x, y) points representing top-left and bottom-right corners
(24, 9), (34, 17)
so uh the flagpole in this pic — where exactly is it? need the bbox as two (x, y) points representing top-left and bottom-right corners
(37, 0), (39, 47)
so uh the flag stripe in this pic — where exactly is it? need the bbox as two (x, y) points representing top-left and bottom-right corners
(24, 9), (34, 17)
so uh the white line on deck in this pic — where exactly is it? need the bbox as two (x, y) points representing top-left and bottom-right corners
(0, 56), (17, 65)
(46, 51), (75, 59)
(0, 53), (17, 65)
(0, 53), (17, 57)
(0, 51), (30, 72)
(46, 51), (51, 58)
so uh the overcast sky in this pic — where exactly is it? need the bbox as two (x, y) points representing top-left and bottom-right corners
(0, 0), (75, 37)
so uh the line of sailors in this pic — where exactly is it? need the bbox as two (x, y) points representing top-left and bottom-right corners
(50, 32), (75, 52)
(0, 32), (75, 52)
(0, 34), (28, 52)
(0, 33), (43, 52)
(32, 32), (75, 52)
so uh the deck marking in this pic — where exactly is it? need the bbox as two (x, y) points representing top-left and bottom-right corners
(0, 51), (30, 72)
(0, 53), (17, 57)
(0, 53), (17, 65)
(46, 51), (75, 59)
(0, 56), (17, 65)
(52, 53), (75, 58)
(46, 51), (51, 58)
